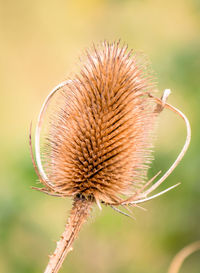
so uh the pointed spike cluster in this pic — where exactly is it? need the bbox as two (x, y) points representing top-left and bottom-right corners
(41, 41), (156, 203)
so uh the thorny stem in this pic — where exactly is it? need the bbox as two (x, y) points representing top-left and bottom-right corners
(168, 241), (200, 273)
(44, 197), (92, 273)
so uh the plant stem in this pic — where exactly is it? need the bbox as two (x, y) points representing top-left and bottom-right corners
(44, 197), (92, 273)
(168, 241), (200, 273)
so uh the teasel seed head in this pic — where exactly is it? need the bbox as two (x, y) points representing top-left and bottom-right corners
(30, 41), (191, 273)
(40, 41), (157, 204)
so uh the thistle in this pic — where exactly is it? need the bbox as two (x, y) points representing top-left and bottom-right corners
(29, 41), (191, 273)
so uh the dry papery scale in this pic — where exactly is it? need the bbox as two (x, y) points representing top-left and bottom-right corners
(29, 42), (191, 273)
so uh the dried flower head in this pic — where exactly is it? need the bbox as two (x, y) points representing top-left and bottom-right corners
(30, 41), (191, 273)
(43, 42), (156, 204)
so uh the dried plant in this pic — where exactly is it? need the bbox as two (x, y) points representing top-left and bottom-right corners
(168, 241), (200, 273)
(29, 41), (191, 273)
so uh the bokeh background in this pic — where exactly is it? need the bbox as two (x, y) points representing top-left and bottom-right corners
(0, 0), (200, 272)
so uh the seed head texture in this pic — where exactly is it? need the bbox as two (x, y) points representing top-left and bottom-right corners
(43, 42), (156, 204)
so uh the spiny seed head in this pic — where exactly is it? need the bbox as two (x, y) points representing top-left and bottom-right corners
(43, 41), (157, 204)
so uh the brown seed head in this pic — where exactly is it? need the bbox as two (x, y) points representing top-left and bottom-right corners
(43, 42), (156, 204)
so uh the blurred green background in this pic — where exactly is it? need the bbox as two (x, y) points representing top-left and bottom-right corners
(0, 0), (200, 272)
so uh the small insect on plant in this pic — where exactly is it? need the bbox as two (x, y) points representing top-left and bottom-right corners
(29, 41), (191, 273)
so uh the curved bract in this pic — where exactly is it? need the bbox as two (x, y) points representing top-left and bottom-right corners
(35, 80), (72, 190)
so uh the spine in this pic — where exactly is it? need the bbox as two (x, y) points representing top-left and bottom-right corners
(44, 197), (92, 273)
